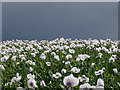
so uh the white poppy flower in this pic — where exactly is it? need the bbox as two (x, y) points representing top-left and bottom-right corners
(0, 65), (5, 70)
(16, 62), (20, 65)
(78, 55), (85, 60)
(79, 83), (91, 90)
(76, 57), (80, 61)
(84, 54), (90, 59)
(102, 67), (105, 70)
(37, 46), (43, 50)
(26, 60), (32, 64)
(27, 78), (37, 89)
(16, 76), (21, 82)
(11, 56), (17, 61)
(31, 53), (36, 57)
(62, 51), (67, 54)
(109, 57), (115, 63)
(27, 74), (35, 79)
(70, 65), (73, 68)
(69, 49), (75, 54)
(61, 69), (67, 74)
(40, 80), (46, 87)
(113, 68), (118, 74)
(25, 47), (30, 51)
(113, 48), (119, 53)
(65, 61), (71, 65)
(21, 57), (26, 62)
(66, 54), (72, 60)
(91, 86), (96, 89)
(54, 55), (60, 61)
(51, 52), (56, 56)
(97, 79), (104, 87)
(98, 53), (102, 58)
(95, 70), (104, 76)
(40, 53), (46, 60)
(96, 47), (101, 52)
(11, 73), (21, 83)
(44, 50), (51, 54)
(62, 61), (65, 63)
(5, 83), (8, 86)
(71, 67), (80, 73)
(16, 73), (20, 77)
(63, 45), (69, 50)
(70, 43), (76, 48)
(111, 55), (116, 59)
(29, 67), (33, 72)
(52, 74), (56, 78)
(1, 55), (9, 62)
(31, 62), (35, 66)
(53, 72), (62, 79)
(91, 63), (95, 68)
(11, 77), (17, 83)
(117, 82), (120, 87)
(79, 75), (89, 82)
(63, 74), (79, 87)
(46, 62), (51, 66)
(19, 54), (26, 58)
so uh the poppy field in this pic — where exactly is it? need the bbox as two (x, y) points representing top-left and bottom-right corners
(0, 38), (120, 90)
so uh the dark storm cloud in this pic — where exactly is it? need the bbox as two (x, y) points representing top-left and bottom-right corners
(2, 2), (118, 41)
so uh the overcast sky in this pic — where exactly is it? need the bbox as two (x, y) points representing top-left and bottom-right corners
(2, 2), (118, 41)
(2, 0), (120, 2)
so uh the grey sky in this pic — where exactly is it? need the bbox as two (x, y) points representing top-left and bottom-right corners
(2, 0), (119, 2)
(2, 2), (118, 41)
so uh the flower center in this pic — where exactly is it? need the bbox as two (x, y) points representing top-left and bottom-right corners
(56, 74), (59, 77)
(66, 82), (71, 87)
(84, 87), (89, 90)
(14, 80), (17, 82)
(30, 82), (34, 86)
(42, 82), (45, 86)
(99, 84), (104, 87)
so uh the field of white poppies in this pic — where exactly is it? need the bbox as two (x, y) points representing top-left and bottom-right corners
(0, 38), (120, 89)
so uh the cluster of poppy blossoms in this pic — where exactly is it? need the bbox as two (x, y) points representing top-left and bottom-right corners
(0, 38), (120, 89)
